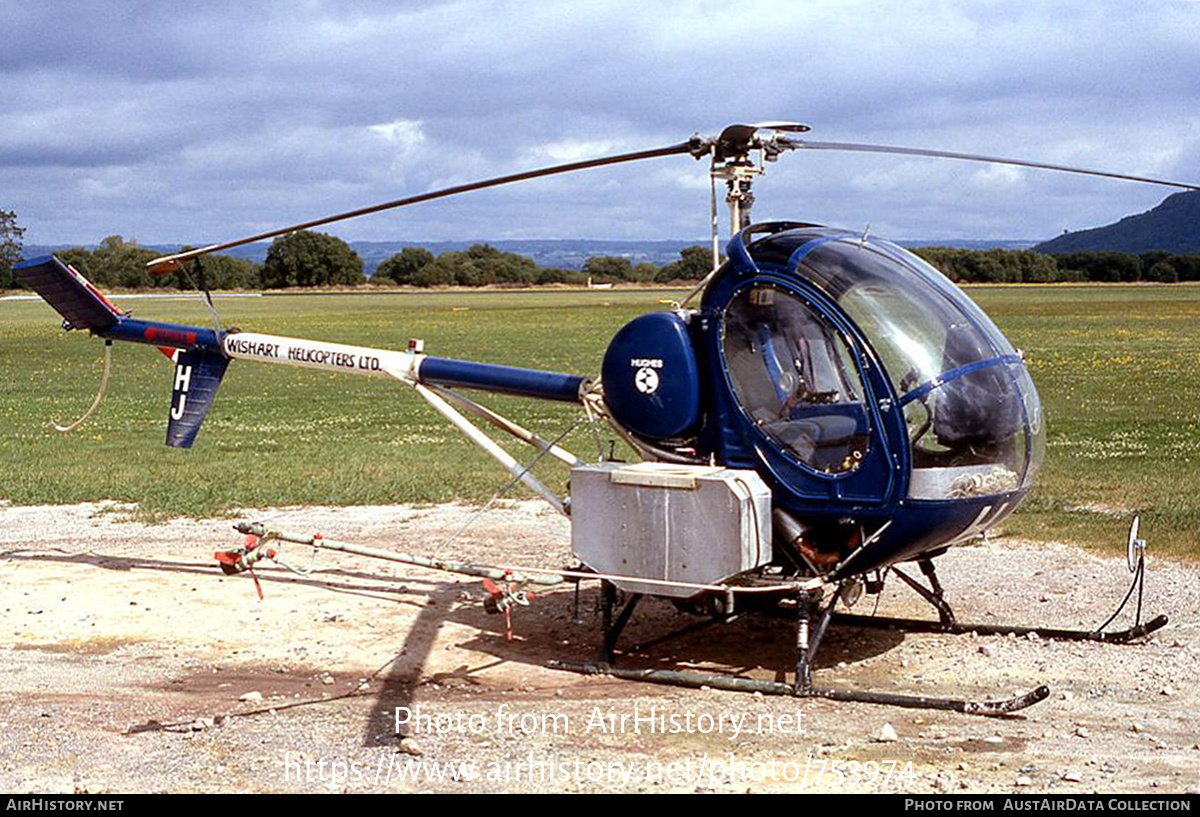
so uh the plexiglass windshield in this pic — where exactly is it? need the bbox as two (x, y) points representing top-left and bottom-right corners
(783, 233), (1044, 498)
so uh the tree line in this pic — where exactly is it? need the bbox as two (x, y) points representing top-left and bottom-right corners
(3, 215), (1200, 291)
(0, 228), (716, 290)
(912, 247), (1200, 284)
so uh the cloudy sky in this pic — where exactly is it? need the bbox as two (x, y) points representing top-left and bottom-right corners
(3, 1), (1197, 247)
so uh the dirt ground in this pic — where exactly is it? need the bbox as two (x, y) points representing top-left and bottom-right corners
(0, 499), (1196, 794)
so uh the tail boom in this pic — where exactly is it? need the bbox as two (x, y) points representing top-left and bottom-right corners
(16, 255), (589, 451)
(222, 331), (588, 402)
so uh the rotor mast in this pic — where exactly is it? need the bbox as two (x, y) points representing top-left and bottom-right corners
(714, 158), (759, 235)
(705, 122), (813, 269)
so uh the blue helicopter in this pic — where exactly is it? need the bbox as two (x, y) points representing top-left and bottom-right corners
(15, 123), (1193, 714)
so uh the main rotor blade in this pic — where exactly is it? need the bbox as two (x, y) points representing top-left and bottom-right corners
(147, 139), (701, 272)
(780, 138), (1200, 192)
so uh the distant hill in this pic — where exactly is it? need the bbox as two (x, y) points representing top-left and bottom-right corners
(1033, 191), (1200, 254)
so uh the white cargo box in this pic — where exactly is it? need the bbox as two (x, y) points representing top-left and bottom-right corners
(570, 462), (772, 598)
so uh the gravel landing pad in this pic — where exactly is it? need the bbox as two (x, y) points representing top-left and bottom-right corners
(1, 501), (1196, 793)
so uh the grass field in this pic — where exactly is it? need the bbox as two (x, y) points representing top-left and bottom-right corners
(2, 285), (1197, 559)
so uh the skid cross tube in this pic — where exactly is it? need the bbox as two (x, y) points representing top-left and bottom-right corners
(595, 582), (644, 665)
(890, 561), (956, 627)
(794, 588), (836, 692)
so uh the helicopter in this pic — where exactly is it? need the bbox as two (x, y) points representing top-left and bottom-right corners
(13, 122), (1196, 715)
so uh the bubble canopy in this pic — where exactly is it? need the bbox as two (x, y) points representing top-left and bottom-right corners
(714, 225), (1044, 502)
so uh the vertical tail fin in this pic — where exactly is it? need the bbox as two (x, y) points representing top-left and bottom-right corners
(166, 348), (230, 448)
(13, 255), (233, 448)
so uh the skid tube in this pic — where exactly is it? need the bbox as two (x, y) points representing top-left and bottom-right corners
(546, 662), (1049, 716)
(547, 579), (1050, 716)
(830, 612), (1169, 644)
(836, 557), (1170, 645)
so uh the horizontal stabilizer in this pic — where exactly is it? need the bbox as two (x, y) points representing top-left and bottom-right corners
(12, 256), (122, 331)
(166, 348), (230, 448)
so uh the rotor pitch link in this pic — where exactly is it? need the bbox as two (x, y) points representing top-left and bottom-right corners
(545, 662), (1050, 716)
(829, 613), (1169, 644)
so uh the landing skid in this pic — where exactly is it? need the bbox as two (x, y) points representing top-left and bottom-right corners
(548, 579), (1051, 716)
(549, 541), (1167, 715)
(547, 661), (1049, 716)
(846, 551), (1169, 644)
(830, 612), (1169, 643)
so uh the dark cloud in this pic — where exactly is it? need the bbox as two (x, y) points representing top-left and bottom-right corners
(3, 1), (1196, 245)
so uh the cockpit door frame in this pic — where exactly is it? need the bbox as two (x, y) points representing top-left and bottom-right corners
(715, 275), (909, 510)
